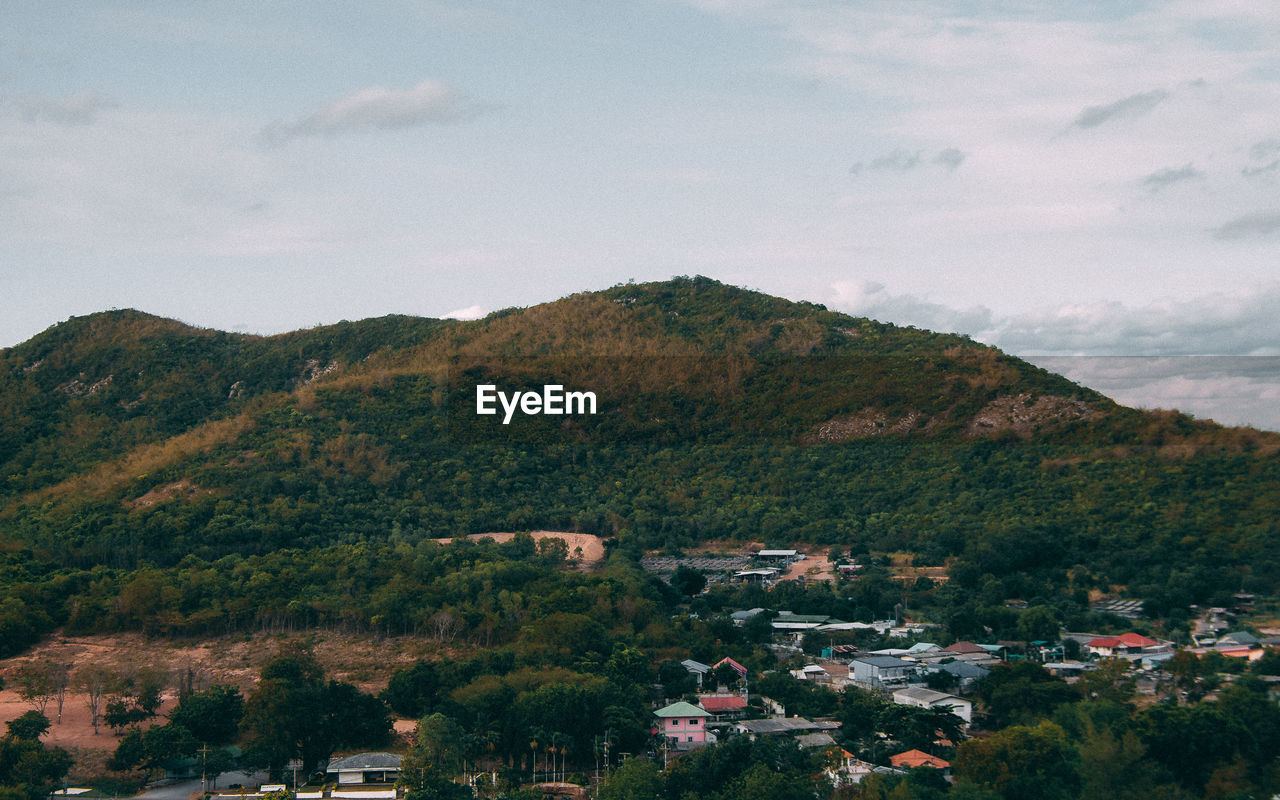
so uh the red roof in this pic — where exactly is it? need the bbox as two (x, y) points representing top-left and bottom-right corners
(1088, 632), (1158, 649)
(890, 749), (950, 769)
(697, 695), (747, 713)
(942, 641), (987, 654)
(713, 657), (748, 676)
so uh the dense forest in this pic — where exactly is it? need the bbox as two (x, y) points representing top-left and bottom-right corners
(1, 278), (1279, 798)
(1, 277), (1276, 655)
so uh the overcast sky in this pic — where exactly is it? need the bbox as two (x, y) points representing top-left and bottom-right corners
(4, 2), (1280, 429)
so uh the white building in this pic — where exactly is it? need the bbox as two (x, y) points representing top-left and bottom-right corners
(891, 686), (971, 724)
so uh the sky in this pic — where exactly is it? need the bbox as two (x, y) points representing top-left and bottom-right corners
(3, 1), (1280, 429)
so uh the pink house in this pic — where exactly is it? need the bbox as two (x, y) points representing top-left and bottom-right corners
(654, 701), (711, 746)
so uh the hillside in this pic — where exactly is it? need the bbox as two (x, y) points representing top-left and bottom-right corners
(0, 276), (1278, 655)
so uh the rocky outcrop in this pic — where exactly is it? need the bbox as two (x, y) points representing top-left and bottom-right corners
(967, 394), (1100, 438)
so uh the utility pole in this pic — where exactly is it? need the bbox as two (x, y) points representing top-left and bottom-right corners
(201, 744), (208, 795)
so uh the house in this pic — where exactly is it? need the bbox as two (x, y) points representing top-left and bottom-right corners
(796, 732), (837, 748)
(925, 660), (990, 692)
(825, 749), (876, 786)
(712, 656), (748, 680)
(1086, 633), (1166, 658)
(681, 658), (712, 687)
(697, 694), (747, 721)
(733, 568), (780, 585)
(942, 641), (988, 655)
(771, 612), (833, 630)
(836, 563), (862, 578)
(892, 686), (972, 724)
(1216, 631), (1261, 648)
(890, 749), (951, 771)
(791, 664), (828, 681)
(754, 549), (799, 562)
(850, 655), (915, 691)
(731, 717), (840, 738)
(730, 608), (765, 626)
(327, 753), (403, 785)
(655, 701), (711, 747)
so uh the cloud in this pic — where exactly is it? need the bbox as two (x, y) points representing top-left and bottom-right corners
(442, 305), (488, 320)
(829, 280), (995, 336)
(261, 79), (475, 144)
(1025, 356), (1280, 431)
(1141, 163), (1203, 191)
(1209, 211), (1280, 240)
(1072, 89), (1168, 129)
(1242, 160), (1279, 178)
(1248, 138), (1280, 161)
(933, 148), (965, 170)
(19, 91), (116, 125)
(849, 148), (963, 175)
(828, 280), (1280, 357)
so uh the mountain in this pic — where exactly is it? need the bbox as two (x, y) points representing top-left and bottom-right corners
(0, 277), (1277, 649)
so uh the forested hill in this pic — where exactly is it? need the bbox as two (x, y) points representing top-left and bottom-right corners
(0, 276), (1278, 649)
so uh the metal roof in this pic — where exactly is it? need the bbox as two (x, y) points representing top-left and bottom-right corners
(328, 753), (403, 772)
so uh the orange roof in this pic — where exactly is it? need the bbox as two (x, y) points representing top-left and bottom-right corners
(1088, 632), (1158, 649)
(890, 749), (951, 769)
(697, 695), (747, 712)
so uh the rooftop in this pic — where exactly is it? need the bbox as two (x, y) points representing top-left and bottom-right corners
(890, 749), (951, 769)
(655, 701), (710, 719)
(328, 753), (403, 772)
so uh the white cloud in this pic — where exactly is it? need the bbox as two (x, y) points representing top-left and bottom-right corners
(261, 79), (477, 144)
(442, 305), (488, 320)
(826, 281), (1280, 357)
(1026, 356), (1280, 431)
(18, 91), (116, 125)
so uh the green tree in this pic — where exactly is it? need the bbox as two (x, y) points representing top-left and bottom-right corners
(1016, 606), (1058, 643)
(598, 757), (663, 800)
(242, 648), (331, 779)
(4, 713), (49, 742)
(953, 720), (1078, 800)
(0, 730), (72, 800)
(671, 566), (706, 597)
(168, 684), (245, 745)
(975, 662), (1078, 728)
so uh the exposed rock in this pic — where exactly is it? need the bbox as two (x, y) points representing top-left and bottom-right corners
(228, 380), (246, 399)
(299, 359), (339, 385)
(804, 409), (923, 443)
(124, 479), (212, 510)
(967, 393), (1100, 438)
(57, 374), (113, 396)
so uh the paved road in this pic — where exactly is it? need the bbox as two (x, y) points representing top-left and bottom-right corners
(135, 771), (268, 800)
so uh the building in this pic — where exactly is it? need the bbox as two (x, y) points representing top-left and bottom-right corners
(1086, 633), (1166, 658)
(925, 660), (990, 692)
(681, 659), (711, 687)
(754, 549), (799, 562)
(697, 694), (748, 722)
(327, 753), (403, 785)
(655, 701), (711, 747)
(771, 611), (834, 631)
(850, 655), (916, 691)
(890, 749), (951, 771)
(891, 686), (972, 724)
(825, 749), (876, 786)
(731, 717), (840, 738)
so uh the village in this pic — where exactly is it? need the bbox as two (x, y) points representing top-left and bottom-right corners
(2, 542), (1277, 800)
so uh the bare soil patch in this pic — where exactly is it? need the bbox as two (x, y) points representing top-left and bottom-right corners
(431, 531), (605, 566)
(0, 631), (458, 756)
